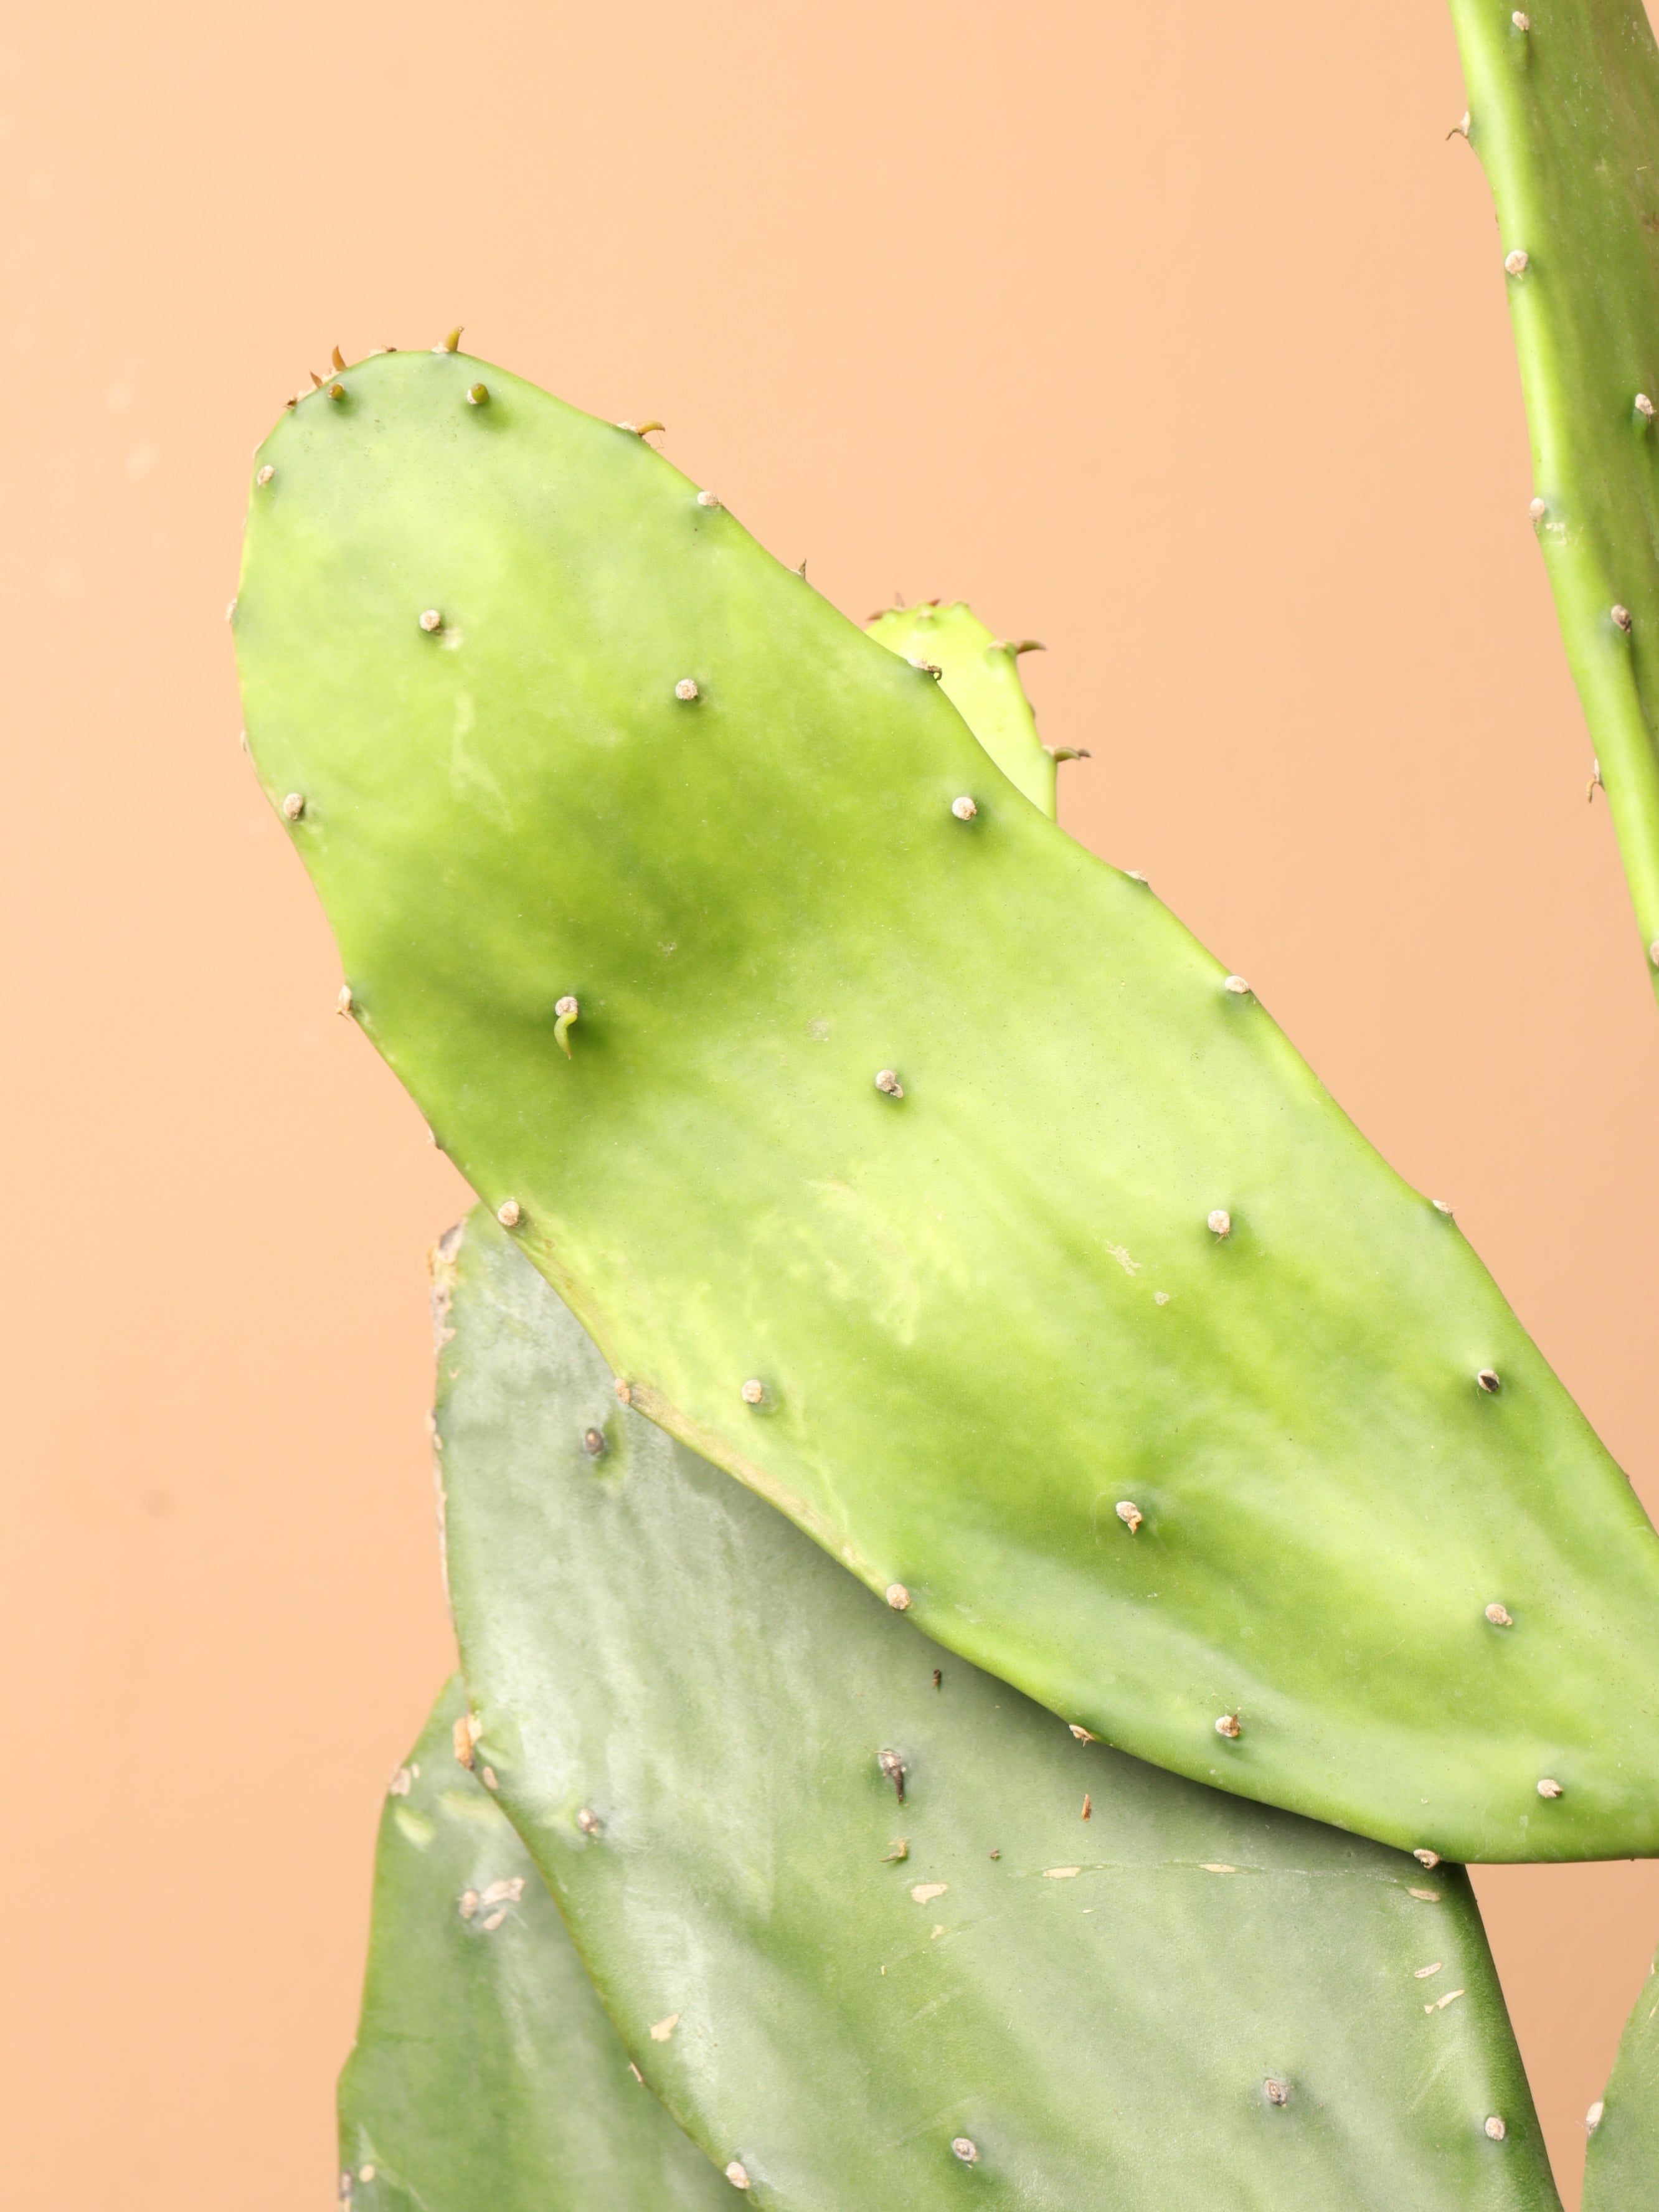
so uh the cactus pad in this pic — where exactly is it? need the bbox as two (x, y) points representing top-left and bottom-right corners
(866, 600), (1057, 815)
(338, 1676), (730, 2210)
(1582, 1943), (1659, 2210)
(432, 1208), (1561, 2210)
(1449, 0), (1659, 995)
(235, 346), (1659, 1858)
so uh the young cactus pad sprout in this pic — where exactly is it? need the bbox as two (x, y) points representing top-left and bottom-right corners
(235, 346), (1659, 1860)
(1582, 1936), (1659, 2212)
(434, 1213), (1559, 2212)
(1448, 0), (1659, 1000)
(338, 1677), (730, 2211)
(866, 602), (1059, 817)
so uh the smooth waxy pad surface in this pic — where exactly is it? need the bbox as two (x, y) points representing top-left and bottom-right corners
(237, 346), (1659, 1857)
(1449, 0), (1659, 995)
(866, 601), (1057, 815)
(338, 1677), (730, 2211)
(1583, 1946), (1659, 2210)
(437, 1211), (1560, 2212)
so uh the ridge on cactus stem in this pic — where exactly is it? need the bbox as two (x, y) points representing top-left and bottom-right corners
(1581, 1934), (1659, 2210)
(235, 344), (1659, 1861)
(434, 1212), (1560, 2212)
(338, 1676), (731, 2210)
(1447, 0), (1659, 1002)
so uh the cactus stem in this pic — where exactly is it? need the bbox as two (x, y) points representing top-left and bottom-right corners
(951, 2138), (980, 2164)
(1216, 1714), (1242, 1740)
(582, 1427), (607, 1458)
(418, 608), (443, 633)
(1223, 975), (1252, 996)
(577, 1807), (602, 1835)
(877, 1748), (906, 1801)
(950, 795), (978, 820)
(554, 995), (580, 1056)
(1207, 1209), (1232, 1239)
(696, 489), (720, 508)
(741, 1379), (765, 1406)
(1477, 1368), (1502, 1394)
(674, 678), (700, 701)
(1485, 2117), (1508, 2141)
(1115, 1501), (1144, 1533)
(496, 1200), (522, 1229)
(1265, 2080), (1291, 2107)
(724, 2162), (750, 2190)
(336, 984), (354, 1016)
(1505, 248), (1531, 276)
(1538, 1778), (1564, 1798)
(1486, 1603), (1515, 1627)
(884, 1582), (912, 1610)
(875, 1069), (904, 1098)
(281, 792), (305, 821)
(256, 464), (274, 486)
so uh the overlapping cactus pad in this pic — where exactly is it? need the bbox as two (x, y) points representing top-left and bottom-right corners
(428, 1209), (1561, 2211)
(339, 1676), (732, 2210)
(1584, 1943), (1659, 2211)
(234, 343), (1659, 1860)
(866, 600), (1058, 815)
(1449, 0), (1659, 991)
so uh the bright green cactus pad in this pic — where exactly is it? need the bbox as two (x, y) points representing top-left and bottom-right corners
(1582, 1946), (1659, 2210)
(433, 1209), (1560, 2211)
(337, 1676), (730, 2211)
(235, 344), (1659, 1860)
(1449, 0), (1659, 993)
(866, 601), (1058, 815)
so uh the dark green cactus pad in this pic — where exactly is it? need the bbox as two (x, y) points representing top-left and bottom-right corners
(235, 346), (1659, 1859)
(337, 1676), (731, 2211)
(1449, 0), (1659, 994)
(434, 1208), (1561, 2211)
(1582, 1945), (1659, 2210)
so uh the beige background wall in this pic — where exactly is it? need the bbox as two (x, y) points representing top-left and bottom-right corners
(4, 2), (1658, 2202)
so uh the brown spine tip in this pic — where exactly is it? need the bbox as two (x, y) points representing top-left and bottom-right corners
(1477, 1368), (1501, 1394)
(582, 1427), (607, 1458)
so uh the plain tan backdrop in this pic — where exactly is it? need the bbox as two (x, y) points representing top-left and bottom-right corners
(4, 1), (1658, 2202)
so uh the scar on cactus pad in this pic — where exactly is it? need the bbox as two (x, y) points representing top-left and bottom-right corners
(235, 341), (1659, 1863)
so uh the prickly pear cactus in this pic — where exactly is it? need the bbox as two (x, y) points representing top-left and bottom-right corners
(866, 601), (1060, 815)
(234, 345), (1659, 1861)
(1448, 0), (1659, 996)
(430, 1208), (1561, 2211)
(338, 1677), (730, 2211)
(1582, 1945), (1659, 2210)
